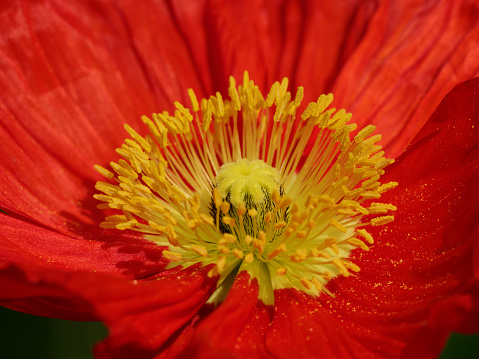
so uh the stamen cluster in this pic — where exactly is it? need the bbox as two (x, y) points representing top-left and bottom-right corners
(94, 72), (397, 304)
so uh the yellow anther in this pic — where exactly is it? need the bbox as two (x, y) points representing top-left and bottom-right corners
(276, 267), (287, 276)
(94, 165), (114, 179)
(312, 249), (330, 259)
(222, 216), (236, 227)
(267, 243), (287, 260)
(99, 221), (119, 229)
(248, 208), (258, 218)
(312, 277), (322, 291)
(368, 203), (398, 214)
(377, 182), (399, 193)
(191, 244), (208, 257)
(301, 102), (316, 121)
(354, 125), (376, 143)
(265, 211), (272, 223)
(163, 250), (182, 262)
(115, 219), (138, 230)
(266, 82), (279, 107)
(315, 93), (334, 115)
(222, 233), (237, 244)
(187, 219), (200, 230)
(294, 86), (304, 106)
(220, 201), (230, 214)
(323, 271), (332, 281)
(233, 249), (244, 259)
(332, 259), (350, 277)
(300, 278), (313, 290)
(216, 256), (226, 273)
(356, 229), (374, 244)
(215, 91), (225, 117)
(124, 124), (152, 153)
(296, 230), (307, 239)
(375, 158), (395, 171)
(175, 100), (194, 120)
(362, 175), (381, 188)
(253, 238), (265, 254)
(273, 221), (288, 229)
(202, 101), (214, 131)
(284, 227), (295, 237)
(148, 220), (167, 233)
(291, 249), (308, 262)
(228, 77), (242, 111)
(371, 216), (395, 226)
(237, 203), (247, 216)
(200, 213), (215, 226)
(330, 219), (347, 233)
(347, 238), (369, 251)
(338, 208), (357, 216)
(104, 214), (128, 223)
(272, 190), (281, 205)
(244, 253), (254, 263)
(187, 88), (199, 112)
(343, 260), (361, 272)
(279, 196), (293, 209)
(330, 244), (339, 254)
(218, 243), (230, 254)
(258, 231), (266, 243)
(163, 212), (177, 225)
(244, 235), (253, 245)
(166, 224), (178, 246)
(361, 191), (381, 199)
(213, 188), (222, 208)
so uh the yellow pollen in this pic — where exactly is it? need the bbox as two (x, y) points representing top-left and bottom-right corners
(94, 71), (398, 306)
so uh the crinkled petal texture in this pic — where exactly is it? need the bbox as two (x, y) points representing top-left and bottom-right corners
(0, 0), (478, 357)
(3, 0), (479, 226)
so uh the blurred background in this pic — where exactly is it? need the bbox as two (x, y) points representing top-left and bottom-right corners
(0, 306), (478, 358)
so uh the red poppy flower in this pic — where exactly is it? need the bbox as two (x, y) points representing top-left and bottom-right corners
(1, 1), (478, 359)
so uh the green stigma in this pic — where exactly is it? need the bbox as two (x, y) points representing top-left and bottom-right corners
(216, 159), (280, 207)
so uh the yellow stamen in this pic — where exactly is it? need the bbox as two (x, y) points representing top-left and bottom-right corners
(95, 72), (397, 306)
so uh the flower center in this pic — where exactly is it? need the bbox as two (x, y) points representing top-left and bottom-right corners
(216, 158), (279, 207)
(94, 72), (397, 305)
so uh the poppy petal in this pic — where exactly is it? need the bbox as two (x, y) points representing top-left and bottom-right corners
(266, 288), (369, 359)
(332, 0), (479, 157)
(0, 212), (167, 279)
(86, 265), (217, 354)
(0, 261), (97, 321)
(0, 0), (209, 231)
(200, 0), (369, 96)
(179, 271), (273, 359)
(319, 77), (479, 358)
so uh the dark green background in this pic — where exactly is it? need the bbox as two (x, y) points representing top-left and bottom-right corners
(0, 306), (477, 358)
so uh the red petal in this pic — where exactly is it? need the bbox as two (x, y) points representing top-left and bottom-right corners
(320, 78), (479, 358)
(87, 265), (217, 354)
(178, 271), (273, 359)
(266, 289), (368, 359)
(94, 311), (210, 359)
(114, 0), (211, 101)
(0, 262), (96, 320)
(200, 0), (369, 96)
(332, 0), (479, 157)
(292, 0), (377, 103)
(0, 0), (209, 231)
(0, 213), (167, 278)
